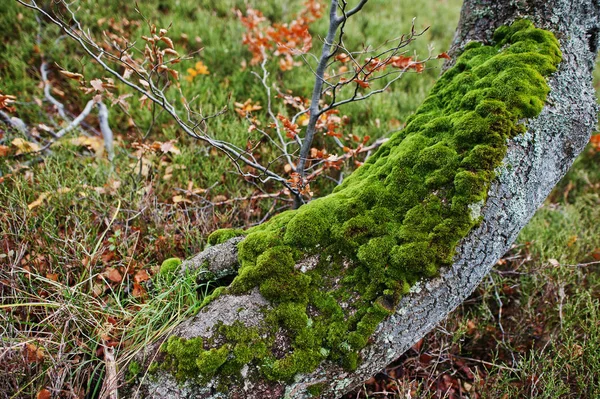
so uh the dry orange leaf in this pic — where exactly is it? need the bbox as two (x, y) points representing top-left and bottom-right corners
(591, 133), (600, 150)
(335, 53), (351, 63)
(160, 36), (175, 49)
(25, 343), (44, 363)
(353, 78), (370, 88)
(234, 99), (262, 117)
(132, 282), (146, 298)
(0, 93), (17, 111)
(59, 70), (84, 81)
(134, 269), (150, 283)
(0, 145), (10, 157)
(104, 267), (122, 283)
(36, 388), (51, 399)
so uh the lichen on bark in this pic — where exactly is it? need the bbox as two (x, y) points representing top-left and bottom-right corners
(159, 19), (562, 386)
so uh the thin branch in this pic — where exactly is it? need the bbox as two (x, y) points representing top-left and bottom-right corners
(40, 62), (69, 120)
(97, 102), (114, 161)
(342, 0), (369, 20)
(55, 99), (95, 138)
(0, 111), (28, 135)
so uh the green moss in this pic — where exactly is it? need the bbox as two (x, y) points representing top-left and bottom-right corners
(159, 257), (182, 276)
(161, 321), (273, 381)
(127, 360), (141, 380)
(161, 20), (562, 386)
(207, 228), (245, 246)
(306, 382), (326, 397)
(162, 336), (206, 381)
(198, 286), (227, 308)
(196, 346), (230, 376)
(148, 361), (159, 374)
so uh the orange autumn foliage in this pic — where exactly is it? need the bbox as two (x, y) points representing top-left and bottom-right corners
(237, 0), (323, 70)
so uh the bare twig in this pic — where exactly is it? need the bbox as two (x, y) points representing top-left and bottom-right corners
(0, 110), (28, 135)
(55, 99), (96, 138)
(97, 102), (115, 161)
(40, 61), (69, 120)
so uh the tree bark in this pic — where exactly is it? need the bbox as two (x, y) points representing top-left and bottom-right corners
(131, 0), (599, 397)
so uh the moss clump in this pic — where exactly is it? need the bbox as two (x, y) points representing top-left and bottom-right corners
(162, 20), (561, 385)
(207, 228), (245, 246)
(159, 257), (182, 276)
(306, 382), (326, 397)
(127, 360), (141, 380)
(162, 336), (206, 381)
(161, 322), (271, 381)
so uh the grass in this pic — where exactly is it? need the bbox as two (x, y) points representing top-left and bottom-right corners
(0, 0), (599, 398)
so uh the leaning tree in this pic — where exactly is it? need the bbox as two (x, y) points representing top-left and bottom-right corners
(116, 0), (600, 397)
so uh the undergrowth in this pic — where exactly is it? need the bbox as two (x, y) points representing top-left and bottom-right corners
(1, 0), (599, 398)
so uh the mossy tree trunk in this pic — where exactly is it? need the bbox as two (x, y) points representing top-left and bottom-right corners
(132, 0), (599, 398)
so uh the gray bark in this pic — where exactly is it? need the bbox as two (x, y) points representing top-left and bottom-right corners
(131, 0), (600, 397)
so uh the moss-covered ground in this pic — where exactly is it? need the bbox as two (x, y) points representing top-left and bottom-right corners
(1, 0), (599, 398)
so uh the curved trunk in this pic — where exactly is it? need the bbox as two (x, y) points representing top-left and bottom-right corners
(131, 1), (599, 397)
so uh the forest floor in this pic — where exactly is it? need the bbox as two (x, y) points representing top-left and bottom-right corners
(1, 0), (599, 398)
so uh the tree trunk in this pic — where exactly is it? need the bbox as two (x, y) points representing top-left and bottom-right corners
(130, 0), (599, 397)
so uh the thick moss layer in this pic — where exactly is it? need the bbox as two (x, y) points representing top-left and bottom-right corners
(161, 20), (561, 384)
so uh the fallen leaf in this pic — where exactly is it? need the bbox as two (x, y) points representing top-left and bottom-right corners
(36, 388), (51, 399)
(134, 269), (150, 283)
(132, 282), (146, 297)
(172, 195), (192, 204)
(548, 258), (560, 267)
(0, 145), (10, 157)
(11, 138), (41, 155)
(104, 267), (122, 283)
(212, 195), (228, 203)
(69, 136), (105, 157)
(160, 140), (181, 155)
(28, 192), (50, 210)
(92, 283), (105, 297)
(466, 319), (477, 335)
(24, 343), (44, 363)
